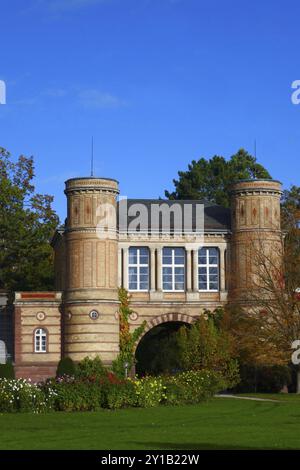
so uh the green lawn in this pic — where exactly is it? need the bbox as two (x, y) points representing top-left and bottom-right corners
(1, 397), (300, 450)
(236, 393), (300, 402)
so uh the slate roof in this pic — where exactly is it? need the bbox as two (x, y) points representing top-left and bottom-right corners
(117, 199), (231, 233)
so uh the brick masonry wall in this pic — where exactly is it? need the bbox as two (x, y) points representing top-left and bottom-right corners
(14, 292), (62, 381)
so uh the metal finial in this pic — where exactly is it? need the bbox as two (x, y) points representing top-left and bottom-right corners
(91, 136), (94, 177)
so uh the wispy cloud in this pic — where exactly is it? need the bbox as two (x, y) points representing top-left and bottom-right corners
(78, 89), (127, 109)
(10, 88), (68, 107)
(12, 97), (39, 106)
(7, 84), (127, 111)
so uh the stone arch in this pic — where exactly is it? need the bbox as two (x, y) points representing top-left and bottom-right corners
(135, 312), (196, 351)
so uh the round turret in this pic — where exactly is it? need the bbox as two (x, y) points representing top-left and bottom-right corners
(63, 177), (120, 365)
(229, 179), (283, 301)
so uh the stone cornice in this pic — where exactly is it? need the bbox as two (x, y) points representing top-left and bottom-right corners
(230, 179), (282, 196)
(130, 301), (227, 307)
(232, 189), (282, 197)
(63, 228), (231, 239)
(65, 188), (119, 196)
(118, 231), (230, 242)
(65, 177), (119, 195)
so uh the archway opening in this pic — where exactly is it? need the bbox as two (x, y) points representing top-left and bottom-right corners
(135, 321), (190, 377)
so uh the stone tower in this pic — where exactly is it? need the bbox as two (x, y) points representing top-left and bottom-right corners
(63, 177), (120, 365)
(229, 179), (283, 301)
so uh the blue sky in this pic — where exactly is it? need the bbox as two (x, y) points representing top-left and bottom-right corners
(1, 0), (300, 220)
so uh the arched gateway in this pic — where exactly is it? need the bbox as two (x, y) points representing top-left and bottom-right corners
(137, 312), (196, 345)
(133, 314), (196, 376)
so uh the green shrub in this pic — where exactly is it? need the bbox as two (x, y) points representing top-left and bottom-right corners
(0, 378), (56, 413)
(106, 381), (136, 409)
(176, 317), (236, 378)
(258, 365), (291, 393)
(162, 370), (229, 405)
(133, 376), (166, 407)
(161, 381), (183, 406)
(235, 364), (291, 393)
(0, 364), (236, 413)
(76, 356), (107, 382)
(53, 382), (105, 412)
(56, 357), (76, 377)
(222, 359), (240, 390)
(0, 362), (15, 379)
(112, 353), (131, 379)
(90, 369), (230, 410)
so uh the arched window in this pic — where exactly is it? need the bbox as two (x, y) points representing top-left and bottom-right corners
(198, 247), (219, 291)
(34, 328), (47, 353)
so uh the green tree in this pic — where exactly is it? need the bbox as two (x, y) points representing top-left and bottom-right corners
(165, 148), (272, 207)
(0, 147), (59, 293)
(176, 314), (239, 388)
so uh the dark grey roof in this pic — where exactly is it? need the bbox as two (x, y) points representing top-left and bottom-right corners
(65, 176), (119, 184)
(117, 199), (231, 232)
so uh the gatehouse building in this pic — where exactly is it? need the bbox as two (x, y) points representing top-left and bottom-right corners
(0, 177), (282, 381)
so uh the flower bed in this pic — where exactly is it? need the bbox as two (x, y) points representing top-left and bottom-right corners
(0, 368), (236, 413)
(48, 369), (231, 411)
(0, 378), (56, 413)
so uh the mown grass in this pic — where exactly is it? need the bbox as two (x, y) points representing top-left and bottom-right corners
(1, 397), (300, 450)
(236, 393), (300, 402)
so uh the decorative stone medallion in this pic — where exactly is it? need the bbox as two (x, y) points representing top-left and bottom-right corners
(36, 311), (46, 321)
(129, 312), (139, 322)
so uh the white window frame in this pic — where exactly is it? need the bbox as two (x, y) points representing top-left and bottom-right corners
(198, 247), (219, 292)
(128, 247), (149, 292)
(34, 328), (47, 353)
(162, 247), (185, 292)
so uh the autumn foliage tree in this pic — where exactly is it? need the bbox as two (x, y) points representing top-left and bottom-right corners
(112, 288), (146, 377)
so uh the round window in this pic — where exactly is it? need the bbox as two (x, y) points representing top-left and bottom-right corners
(89, 310), (99, 320)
